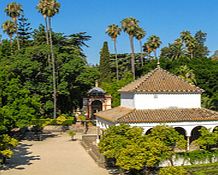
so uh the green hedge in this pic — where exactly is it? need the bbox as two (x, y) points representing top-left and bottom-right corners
(184, 163), (218, 175)
(31, 118), (75, 126)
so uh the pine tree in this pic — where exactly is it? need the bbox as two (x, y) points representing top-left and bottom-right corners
(99, 42), (111, 83)
(18, 12), (32, 48)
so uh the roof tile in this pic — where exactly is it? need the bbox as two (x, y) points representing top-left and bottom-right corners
(119, 68), (203, 93)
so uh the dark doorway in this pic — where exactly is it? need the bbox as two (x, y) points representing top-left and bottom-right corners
(91, 100), (102, 120)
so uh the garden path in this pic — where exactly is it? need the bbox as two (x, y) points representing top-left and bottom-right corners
(0, 133), (108, 175)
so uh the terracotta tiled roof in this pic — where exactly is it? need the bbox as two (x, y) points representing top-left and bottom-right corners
(95, 107), (133, 122)
(95, 107), (218, 123)
(119, 68), (204, 93)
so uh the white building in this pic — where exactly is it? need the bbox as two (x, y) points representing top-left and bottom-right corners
(95, 67), (218, 150)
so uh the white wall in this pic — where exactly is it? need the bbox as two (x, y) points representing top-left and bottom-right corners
(120, 93), (135, 108)
(134, 93), (201, 109)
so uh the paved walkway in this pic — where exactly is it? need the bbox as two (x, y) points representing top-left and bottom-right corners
(0, 133), (108, 175)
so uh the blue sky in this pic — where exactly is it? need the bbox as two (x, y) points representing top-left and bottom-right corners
(1, 0), (218, 64)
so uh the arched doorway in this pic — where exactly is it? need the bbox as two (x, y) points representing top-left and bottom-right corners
(190, 126), (206, 143)
(174, 127), (187, 139)
(145, 128), (153, 135)
(91, 100), (102, 120)
(213, 126), (218, 132)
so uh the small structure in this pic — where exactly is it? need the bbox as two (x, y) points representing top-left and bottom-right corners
(83, 81), (111, 120)
(95, 67), (218, 150)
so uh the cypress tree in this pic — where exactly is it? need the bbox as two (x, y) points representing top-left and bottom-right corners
(99, 41), (111, 83)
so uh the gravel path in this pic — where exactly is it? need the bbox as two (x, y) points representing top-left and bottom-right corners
(0, 133), (108, 175)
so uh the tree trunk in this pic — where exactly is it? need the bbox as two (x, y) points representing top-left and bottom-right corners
(44, 16), (51, 64)
(139, 40), (144, 67)
(15, 19), (20, 50)
(129, 35), (135, 80)
(154, 49), (160, 67)
(48, 17), (57, 119)
(113, 39), (119, 81)
(44, 16), (49, 45)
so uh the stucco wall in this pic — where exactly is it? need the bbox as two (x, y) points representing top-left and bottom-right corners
(120, 93), (135, 108)
(134, 93), (201, 109)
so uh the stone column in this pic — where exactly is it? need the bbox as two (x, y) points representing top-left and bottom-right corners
(187, 136), (190, 151)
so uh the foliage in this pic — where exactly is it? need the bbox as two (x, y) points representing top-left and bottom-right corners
(18, 12), (33, 48)
(99, 41), (111, 83)
(194, 127), (218, 151)
(99, 125), (186, 172)
(158, 166), (187, 175)
(101, 72), (132, 107)
(184, 162), (218, 175)
(56, 115), (67, 125)
(0, 134), (18, 163)
(148, 125), (186, 150)
(67, 130), (76, 137)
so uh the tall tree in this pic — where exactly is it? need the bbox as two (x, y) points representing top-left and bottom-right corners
(160, 38), (184, 60)
(99, 42), (111, 83)
(5, 2), (22, 50)
(180, 31), (197, 59)
(194, 31), (209, 58)
(106, 24), (121, 81)
(143, 42), (153, 61)
(135, 27), (146, 66)
(2, 20), (16, 46)
(37, 0), (61, 119)
(147, 35), (162, 64)
(18, 12), (33, 48)
(121, 17), (139, 80)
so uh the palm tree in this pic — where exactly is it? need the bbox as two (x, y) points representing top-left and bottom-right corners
(172, 38), (184, 60)
(37, 0), (61, 119)
(135, 27), (146, 66)
(180, 31), (196, 59)
(147, 35), (162, 64)
(106, 24), (121, 81)
(5, 2), (22, 50)
(121, 17), (139, 80)
(143, 42), (152, 61)
(176, 65), (196, 84)
(2, 20), (16, 46)
(37, 0), (49, 45)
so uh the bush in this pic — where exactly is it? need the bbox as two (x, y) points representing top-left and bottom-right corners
(158, 166), (187, 175)
(56, 115), (67, 125)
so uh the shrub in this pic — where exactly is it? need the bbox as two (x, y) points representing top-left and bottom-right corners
(158, 166), (187, 175)
(56, 115), (67, 125)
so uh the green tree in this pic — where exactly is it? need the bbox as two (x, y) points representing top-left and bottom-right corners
(175, 65), (196, 84)
(194, 30), (209, 58)
(106, 24), (121, 81)
(160, 38), (184, 60)
(194, 127), (218, 151)
(18, 12), (33, 48)
(121, 17), (139, 80)
(180, 31), (197, 59)
(135, 27), (146, 66)
(0, 134), (18, 164)
(148, 125), (186, 166)
(5, 2), (22, 50)
(99, 41), (111, 83)
(37, 0), (61, 118)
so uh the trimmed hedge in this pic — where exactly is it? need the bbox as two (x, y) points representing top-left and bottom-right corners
(184, 163), (218, 175)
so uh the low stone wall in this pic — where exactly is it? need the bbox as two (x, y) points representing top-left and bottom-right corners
(81, 134), (105, 168)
